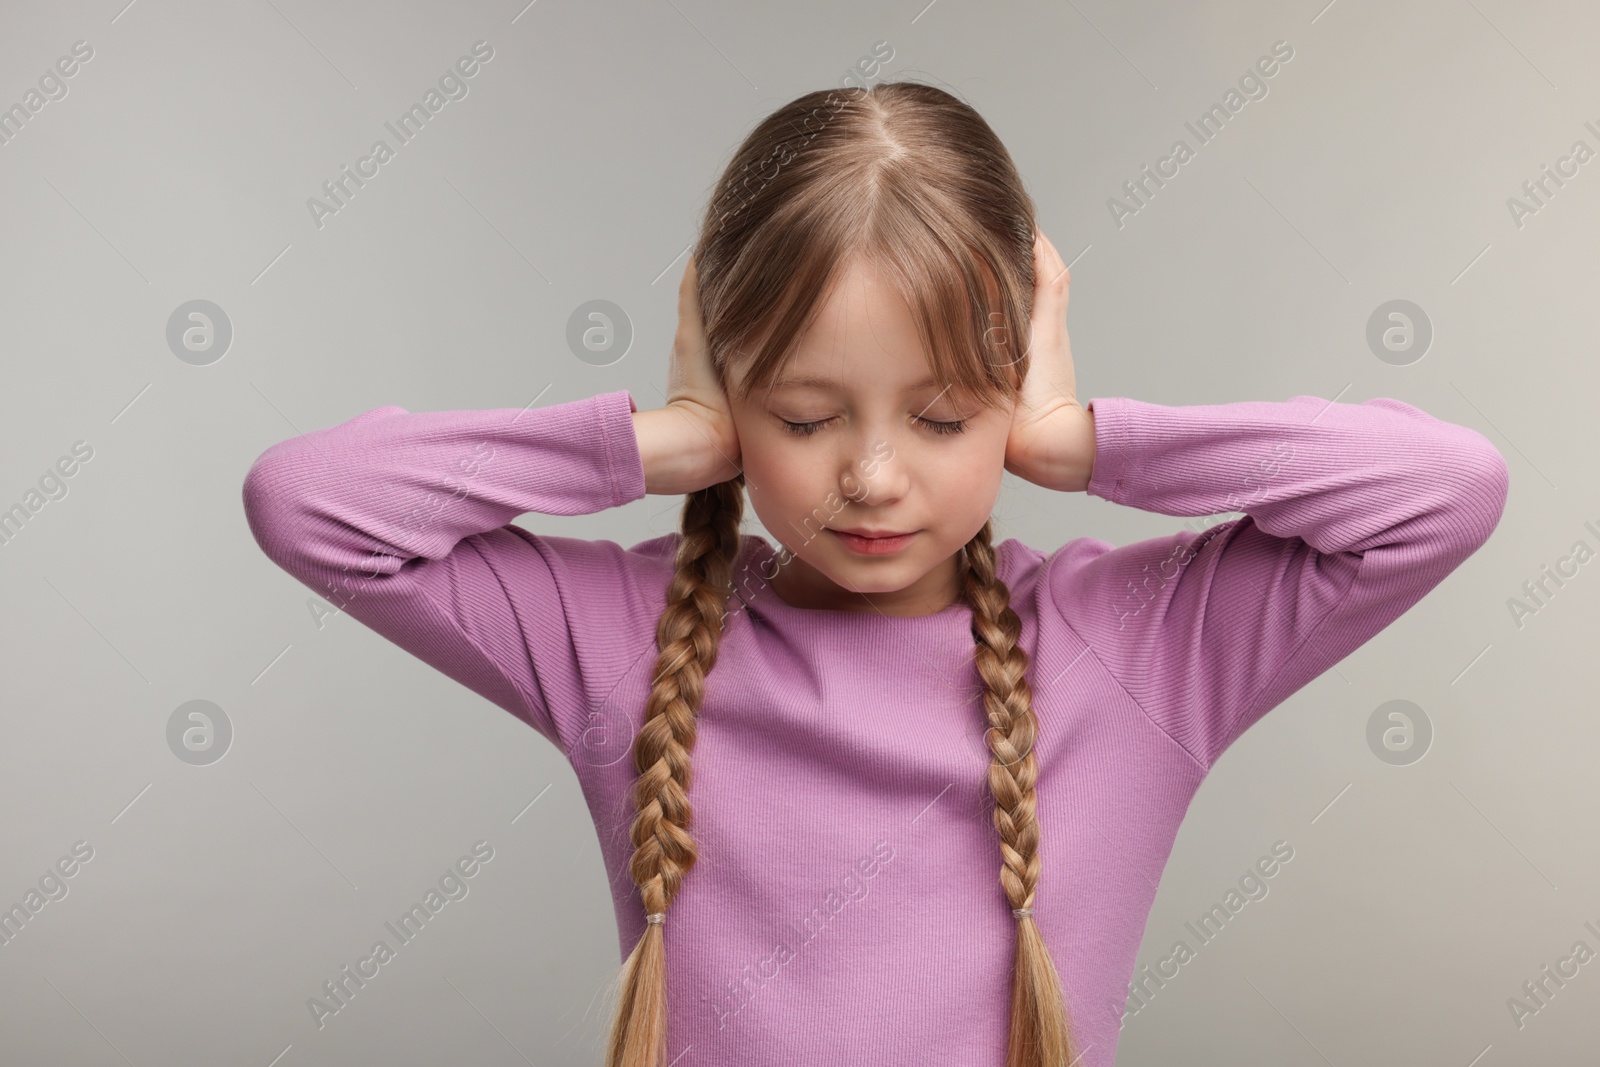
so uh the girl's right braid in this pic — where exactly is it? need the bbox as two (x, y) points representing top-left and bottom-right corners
(604, 475), (744, 1067)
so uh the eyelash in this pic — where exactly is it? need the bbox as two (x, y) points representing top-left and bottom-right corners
(779, 416), (966, 438)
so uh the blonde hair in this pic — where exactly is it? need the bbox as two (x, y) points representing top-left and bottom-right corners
(604, 80), (1080, 1067)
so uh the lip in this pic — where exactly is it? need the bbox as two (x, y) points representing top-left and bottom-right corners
(831, 527), (911, 539)
(827, 527), (918, 556)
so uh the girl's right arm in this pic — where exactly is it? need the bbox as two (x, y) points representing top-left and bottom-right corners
(242, 389), (682, 753)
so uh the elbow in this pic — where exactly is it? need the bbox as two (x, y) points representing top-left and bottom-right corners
(239, 405), (406, 566)
(1375, 430), (1510, 583)
(1447, 434), (1511, 556)
(241, 444), (313, 568)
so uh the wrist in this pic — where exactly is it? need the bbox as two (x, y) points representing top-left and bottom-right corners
(633, 405), (738, 495)
(1054, 404), (1097, 493)
(1011, 402), (1096, 493)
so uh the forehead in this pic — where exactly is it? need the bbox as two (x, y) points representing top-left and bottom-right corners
(765, 256), (935, 394)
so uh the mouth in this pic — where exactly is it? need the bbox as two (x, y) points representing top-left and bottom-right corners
(826, 528), (918, 556)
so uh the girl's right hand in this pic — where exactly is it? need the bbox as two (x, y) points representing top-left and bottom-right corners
(663, 255), (742, 486)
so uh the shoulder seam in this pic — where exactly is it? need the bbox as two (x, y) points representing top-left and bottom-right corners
(511, 527), (663, 752)
(1040, 545), (1208, 773)
(392, 538), (566, 752)
(455, 535), (570, 750)
(1042, 520), (1371, 772)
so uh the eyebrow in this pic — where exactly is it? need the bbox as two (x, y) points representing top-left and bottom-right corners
(770, 373), (942, 392)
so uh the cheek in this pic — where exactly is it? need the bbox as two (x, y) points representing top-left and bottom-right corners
(930, 438), (1005, 508)
(944, 457), (999, 500)
(740, 437), (815, 517)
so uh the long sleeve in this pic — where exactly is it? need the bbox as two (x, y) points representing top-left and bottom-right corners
(240, 388), (657, 753)
(1047, 394), (1510, 771)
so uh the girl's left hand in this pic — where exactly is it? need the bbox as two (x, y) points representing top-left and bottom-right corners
(1003, 229), (1096, 492)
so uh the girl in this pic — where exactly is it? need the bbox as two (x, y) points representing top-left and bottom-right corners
(243, 82), (1510, 1067)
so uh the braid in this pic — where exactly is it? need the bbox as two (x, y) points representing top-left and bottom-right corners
(963, 520), (1081, 1067)
(603, 474), (744, 1067)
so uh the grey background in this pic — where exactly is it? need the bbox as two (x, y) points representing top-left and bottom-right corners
(0, 0), (1593, 1063)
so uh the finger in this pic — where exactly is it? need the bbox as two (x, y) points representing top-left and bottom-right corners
(1031, 236), (1068, 327)
(1032, 240), (1069, 341)
(677, 265), (706, 350)
(679, 257), (699, 314)
(1037, 231), (1069, 290)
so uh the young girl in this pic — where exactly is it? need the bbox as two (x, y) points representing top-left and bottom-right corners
(243, 82), (1509, 1067)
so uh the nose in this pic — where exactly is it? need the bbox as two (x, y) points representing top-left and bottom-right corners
(839, 429), (906, 508)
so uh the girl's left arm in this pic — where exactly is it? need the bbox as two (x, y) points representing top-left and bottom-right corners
(1045, 393), (1510, 771)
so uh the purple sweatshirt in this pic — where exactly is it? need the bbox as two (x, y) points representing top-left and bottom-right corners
(241, 388), (1508, 1066)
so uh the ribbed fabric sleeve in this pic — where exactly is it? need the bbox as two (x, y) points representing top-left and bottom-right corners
(241, 389), (653, 753)
(1056, 393), (1510, 770)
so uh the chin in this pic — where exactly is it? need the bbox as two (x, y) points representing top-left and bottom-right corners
(821, 554), (919, 585)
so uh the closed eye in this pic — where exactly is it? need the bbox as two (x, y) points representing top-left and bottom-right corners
(779, 416), (966, 437)
(918, 417), (967, 436)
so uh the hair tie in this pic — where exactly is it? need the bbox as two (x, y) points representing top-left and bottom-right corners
(645, 912), (666, 925)
(1012, 906), (1033, 920)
